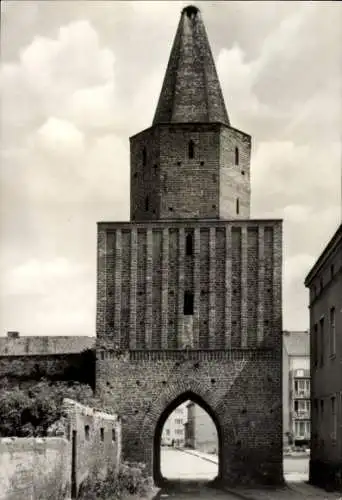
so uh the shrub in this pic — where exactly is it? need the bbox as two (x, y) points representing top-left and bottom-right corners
(0, 380), (96, 437)
(78, 461), (153, 499)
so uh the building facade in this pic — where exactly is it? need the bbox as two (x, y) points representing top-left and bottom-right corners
(96, 6), (284, 487)
(282, 331), (310, 447)
(185, 402), (218, 454)
(161, 403), (187, 447)
(305, 223), (342, 491)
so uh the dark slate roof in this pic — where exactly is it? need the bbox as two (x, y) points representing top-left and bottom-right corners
(153, 5), (230, 126)
(283, 331), (310, 356)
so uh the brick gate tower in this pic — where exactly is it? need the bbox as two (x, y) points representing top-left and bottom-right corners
(96, 5), (284, 487)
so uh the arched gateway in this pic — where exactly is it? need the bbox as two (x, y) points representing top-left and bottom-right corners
(154, 391), (223, 484)
(95, 5), (284, 488)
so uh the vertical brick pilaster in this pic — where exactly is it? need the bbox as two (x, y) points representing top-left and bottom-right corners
(145, 229), (153, 348)
(209, 227), (216, 348)
(114, 229), (122, 346)
(129, 228), (138, 349)
(257, 226), (265, 344)
(240, 226), (248, 348)
(193, 228), (200, 348)
(177, 228), (185, 349)
(96, 228), (107, 338)
(161, 228), (169, 349)
(273, 224), (283, 345)
(225, 225), (232, 349)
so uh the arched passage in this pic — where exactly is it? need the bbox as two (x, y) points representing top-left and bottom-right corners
(153, 391), (223, 486)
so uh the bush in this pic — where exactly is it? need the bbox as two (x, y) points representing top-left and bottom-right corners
(0, 380), (96, 437)
(78, 461), (153, 499)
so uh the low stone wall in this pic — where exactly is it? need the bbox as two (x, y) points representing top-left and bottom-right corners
(0, 437), (70, 500)
(0, 398), (122, 499)
(62, 398), (121, 496)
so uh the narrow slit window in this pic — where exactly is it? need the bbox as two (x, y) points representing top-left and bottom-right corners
(184, 291), (194, 315)
(188, 140), (195, 159)
(142, 147), (147, 166)
(112, 428), (116, 442)
(185, 233), (193, 256)
(235, 147), (239, 166)
(236, 198), (240, 214)
(100, 427), (104, 442)
(145, 196), (149, 211)
(84, 425), (90, 441)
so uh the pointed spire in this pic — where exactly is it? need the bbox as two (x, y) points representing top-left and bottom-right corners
(153, 5), (230, 126)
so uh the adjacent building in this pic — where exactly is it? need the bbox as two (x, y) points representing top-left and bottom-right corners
(282, 331), (310, 447)
(305, 222), (342, 492)
(185, 402), (218, 454)
(161, 403), (187, 447)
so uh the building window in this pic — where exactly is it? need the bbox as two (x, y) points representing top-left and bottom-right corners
(330, 264), (334, 279)
(184, 291), (194, 315)
(185, 233), (193, 256)
(142, 147), (147, 166)
(320, 399), (324, 417)
(331, 396), (337, 441)
(145, 196), (149, 211)
(313, 398), (318, 415)
(319, 317), (325, 366)
(236, 198), (240, 215)
(294, 421), (310, 439)
(84, 425), (90, 441)
(235, 147), (239, 166)
(188, 140), (195, 159)
(112, 429), (116, 442)
(329, 307), (336, 357)
(313, 323), (318, 367)
(100, 427), (104, 442)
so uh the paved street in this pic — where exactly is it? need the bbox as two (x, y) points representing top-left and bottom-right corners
(161, 447), (218, 481)
(156, 448), (337, 500)
(160, 447), (309, 483)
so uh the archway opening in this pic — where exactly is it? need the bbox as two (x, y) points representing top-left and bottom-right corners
(153, 392), (221, 487)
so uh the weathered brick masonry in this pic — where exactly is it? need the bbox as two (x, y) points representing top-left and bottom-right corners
(95, 5), (284, 487)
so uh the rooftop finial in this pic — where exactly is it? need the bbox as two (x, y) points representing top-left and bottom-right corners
(182, 5), (200, 18)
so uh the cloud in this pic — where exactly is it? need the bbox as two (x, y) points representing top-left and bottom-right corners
(0, 1), (341, 335)
(0, 258), (95, 336)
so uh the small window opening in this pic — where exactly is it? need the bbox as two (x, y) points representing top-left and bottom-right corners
(142, 147), (147, 166)
(330, 264), (334, 279)
(188, 140), (195, 159)
(236, 198), (240, 214)
(112, 429), (116, 442)
(235, 147), (239, 166)
(145, 196), (149, 211)
(100, 427), (104, 442)
(185, 233), (193, 256)
(84, 425), (90, 441)
(184, 291), (194, 315)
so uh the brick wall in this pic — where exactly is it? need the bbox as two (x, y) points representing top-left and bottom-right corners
(0, 350), (96, 389)
(130, 123), (250, 221)
(96, 219), (282, 352)
(96, 349), (283, 486)
(0, 437), (71, 500)
(0, 336), (95, 356)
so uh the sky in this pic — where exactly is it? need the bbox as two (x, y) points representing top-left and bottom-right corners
(0, 0), (341, 337)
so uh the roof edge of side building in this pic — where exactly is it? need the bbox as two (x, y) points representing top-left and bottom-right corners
(304, 222), (342, 287)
